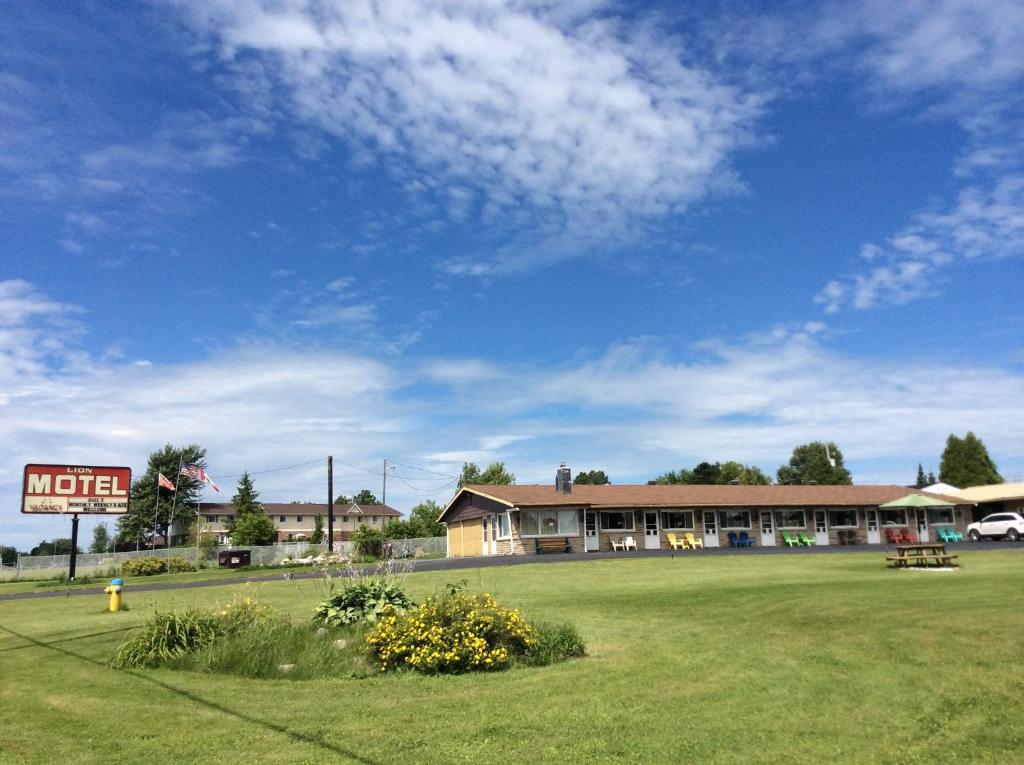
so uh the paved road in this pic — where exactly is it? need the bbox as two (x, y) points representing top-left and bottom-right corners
(2, 541), (1020, 603)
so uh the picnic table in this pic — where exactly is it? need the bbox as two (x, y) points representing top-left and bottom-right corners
(886, 543), (959, 569)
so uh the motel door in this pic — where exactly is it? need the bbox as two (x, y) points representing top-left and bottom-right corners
(644, 512), (660, 549)
(703, 511), (720, 548)
(916, 508), (929, 543)
(760, 510), (776, 546)
(813, 510), (829, 545)
(481, 516), (491, 556)
(865, 510), (880, 544)
(584, 510), (599, 552)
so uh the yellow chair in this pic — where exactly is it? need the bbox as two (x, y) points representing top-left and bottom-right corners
(684, 532), (704, 550)
(667, 533), (687, 550)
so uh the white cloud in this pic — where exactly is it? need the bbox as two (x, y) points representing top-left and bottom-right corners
(817, 175), (1024, 312)
(172, 0), (765, 269)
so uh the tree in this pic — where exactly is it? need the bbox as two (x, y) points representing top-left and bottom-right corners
(407, 500), (445, 537)
(655, 461), (770, 485)
(231, 472), (263, 518)
(353, 489), (378, 505)
(230, 513), (276, 546)
(311, 514), (325, 544)
(776, 442), (853, 485)
(460, 462), (515, 486)
(717, 461), (772, 485)
(89, 523), (111, 554)
(384, 518), (412, 539)
(334, 494), (351, 505)
(573, 469), (610, 485)
(939, 432), (1003, 488)
(30, 538), (81, 556)
(915, 463), (928, 488)
(117, 443), (206, 547)
(927, 471), (937, 485)
(228, 473), (273, 545)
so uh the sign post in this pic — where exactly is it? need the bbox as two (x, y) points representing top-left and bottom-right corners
(22, 464), (132, 581)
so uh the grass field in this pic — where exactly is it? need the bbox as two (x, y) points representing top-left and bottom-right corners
(2, 551), (1023, 764)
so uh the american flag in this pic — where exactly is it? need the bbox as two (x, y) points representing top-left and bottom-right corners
(181, 463), (221, 493)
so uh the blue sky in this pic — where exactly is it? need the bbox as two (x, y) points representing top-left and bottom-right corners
(2, 0), (1023, 549)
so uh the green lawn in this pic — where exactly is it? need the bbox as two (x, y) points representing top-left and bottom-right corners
(2, 552), (1022, 764)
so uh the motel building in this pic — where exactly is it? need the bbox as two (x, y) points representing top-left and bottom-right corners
(167, 501), (402, 545)
(439, 466), (975, 558)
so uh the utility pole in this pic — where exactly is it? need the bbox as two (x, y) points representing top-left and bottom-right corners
(382, 458), (388, 505)
(327, 455), (334, 552)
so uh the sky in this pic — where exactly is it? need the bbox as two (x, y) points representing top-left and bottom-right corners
(2, 0), (1023, 551)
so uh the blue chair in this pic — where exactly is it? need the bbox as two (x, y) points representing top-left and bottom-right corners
(739, 531), (756, 547)
(728, 531), (740, 547)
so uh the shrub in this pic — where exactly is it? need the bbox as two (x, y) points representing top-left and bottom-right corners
(314, 577), (412, 627)
(365, 591), (537, 673)
(351, 524), (383, 557)
(166, 556), (196, 573)
(121, 557), (167, 576)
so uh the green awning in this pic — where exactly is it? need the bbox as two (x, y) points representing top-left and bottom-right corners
(879, 493), (954, 508)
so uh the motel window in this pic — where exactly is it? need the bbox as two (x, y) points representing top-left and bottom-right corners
(372, 516), (379, 523)
(926, 508), (955, 525)
(599, 511), (635, 532)
(205, 515), (215, 523)
(828, 510), (858, 528)
(775, 510), (806, 528)
(496, 513), (511, 539)
(718, 510), (751, 530)
(881, 509), (908, 526)
(296, 516), (303, 523)
(280, 515), (286, 523)
(521, 509), (579, 537)
(661, 511), (694, 529)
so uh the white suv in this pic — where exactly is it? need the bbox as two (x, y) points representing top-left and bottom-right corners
(966, 512), (1024, 542)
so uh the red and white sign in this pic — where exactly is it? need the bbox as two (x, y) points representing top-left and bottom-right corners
(22, 464), (132, 515)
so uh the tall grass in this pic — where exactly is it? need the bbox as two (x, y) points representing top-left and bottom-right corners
(171, 621), (372, 680)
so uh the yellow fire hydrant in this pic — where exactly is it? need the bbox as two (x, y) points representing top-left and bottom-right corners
(104, 578), (124, 612)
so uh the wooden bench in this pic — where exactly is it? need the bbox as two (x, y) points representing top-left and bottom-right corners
(535, 538), (572, 554)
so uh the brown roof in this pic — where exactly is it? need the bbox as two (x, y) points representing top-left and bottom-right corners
(455, 484), (971, 510)
(196, 502), (402, 517)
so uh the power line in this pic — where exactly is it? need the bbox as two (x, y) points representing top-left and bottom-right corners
(387, 460), (459, 479)
(217, 458), (323, 479)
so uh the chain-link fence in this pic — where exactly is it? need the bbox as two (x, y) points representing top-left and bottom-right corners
(5, 536), (446, 580)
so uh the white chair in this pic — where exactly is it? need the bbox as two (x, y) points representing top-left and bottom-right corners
(610, 537), (626, 551)
(624, 536), (638, 551)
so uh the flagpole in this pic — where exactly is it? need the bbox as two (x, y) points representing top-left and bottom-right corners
(168, 454), (183, 553)
(153, 472), (161, 551)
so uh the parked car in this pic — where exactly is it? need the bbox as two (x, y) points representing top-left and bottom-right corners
(966, 513), (1024, 542)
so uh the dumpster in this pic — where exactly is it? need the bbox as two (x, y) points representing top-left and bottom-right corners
(218, 549), (251, 568)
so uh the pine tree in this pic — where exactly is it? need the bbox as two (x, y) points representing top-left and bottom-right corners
(939, 432), (1003, 488)
(116, 443), (206, 547)
(927, 471), (936, 485)
(231, 472), (263, 517)
(915, 463), (927, 488)
(311, 514), (324, 544)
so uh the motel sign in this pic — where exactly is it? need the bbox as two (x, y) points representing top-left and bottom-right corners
(22, 464), (131, 515)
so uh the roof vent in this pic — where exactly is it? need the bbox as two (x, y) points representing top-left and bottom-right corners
(555, 462), (572, 494)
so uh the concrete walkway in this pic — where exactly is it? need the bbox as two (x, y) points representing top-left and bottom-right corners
(2, 540), (1020, 602)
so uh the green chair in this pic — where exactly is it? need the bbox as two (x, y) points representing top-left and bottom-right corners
(797, 532), (816, 546)
(781, 531), (800, 547)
